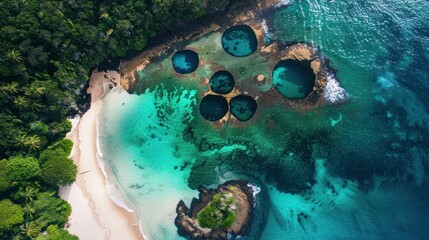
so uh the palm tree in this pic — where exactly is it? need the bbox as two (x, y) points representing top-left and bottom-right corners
(1, 82), (19, 94)
(24, 135), (41, 151)
(23, 203), (36, 220)
(22, 186), (39, 203)
(15, 134), (27, 148)
(12, 233), (25, 240)
(7, 49), (23, 63)
(26, 85), (45, 98)
(14, 96), (29, 109)
(20, 221), (41, 239)
(30, 101), (43, 112)
(32, 86), (45, 97)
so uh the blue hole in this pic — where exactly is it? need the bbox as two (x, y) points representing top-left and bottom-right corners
(199, 95), (229, 121)
(272, 60), (315, 99)
(222, 25), (258, 57)
(229, 95), (257, 122)
(172, 50), (199, 74)
(209, 70), (235, 94)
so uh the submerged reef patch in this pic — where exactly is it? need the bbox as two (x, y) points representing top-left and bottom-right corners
(273, 59), (316, 99)
(222, 25), (258, 57)
(199, 95), (229, 121)
(172, 50), (199, 74)
(229, 95), (257, 121)
(209, 70), (235, 94)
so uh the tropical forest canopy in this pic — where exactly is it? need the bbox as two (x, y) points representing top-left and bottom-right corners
(0, 0), (228, 238)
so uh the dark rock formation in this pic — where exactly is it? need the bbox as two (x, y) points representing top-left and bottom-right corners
(175, 180), (255, 240)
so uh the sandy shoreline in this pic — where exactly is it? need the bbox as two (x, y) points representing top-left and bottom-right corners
(59, 71), (144, 240)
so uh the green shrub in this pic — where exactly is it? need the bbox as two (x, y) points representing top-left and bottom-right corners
(196, 192), (236, 229)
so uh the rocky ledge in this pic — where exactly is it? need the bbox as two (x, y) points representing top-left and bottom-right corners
(175, 180), (255, 240)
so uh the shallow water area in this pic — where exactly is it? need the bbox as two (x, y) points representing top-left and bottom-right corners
(98, 86), (199, 239)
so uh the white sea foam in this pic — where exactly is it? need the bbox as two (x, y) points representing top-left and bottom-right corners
(262, 19), (269, 34)
(95, 118), (135, 212)
(247, 183), (261, 207)
(95, 101), (148, 239)
(323, 74), (348, 104)
(105, 183), (135, 213)
(274, 0), (291, 8)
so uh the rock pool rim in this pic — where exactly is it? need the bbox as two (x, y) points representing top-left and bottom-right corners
(229, 95), (258, 122)
(199, 94), (229, 122)
(172, 49), (199, 74)
(272, 59), (316, 100)
(209, 70), (235, 94)
(222, 25), (258, 57)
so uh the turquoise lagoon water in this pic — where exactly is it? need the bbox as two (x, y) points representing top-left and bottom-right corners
(99, 0), (429, 239)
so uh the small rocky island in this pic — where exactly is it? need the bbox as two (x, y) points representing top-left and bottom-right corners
(175, 180), (255, 240)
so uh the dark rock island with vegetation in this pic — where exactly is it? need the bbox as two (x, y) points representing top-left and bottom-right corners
(175, 180), (255, 240)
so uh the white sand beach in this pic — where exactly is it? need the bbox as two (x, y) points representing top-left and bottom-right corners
(59, 70), (144, 240)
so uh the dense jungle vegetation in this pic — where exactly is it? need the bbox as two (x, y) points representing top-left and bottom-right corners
(0, 0), (227, 238)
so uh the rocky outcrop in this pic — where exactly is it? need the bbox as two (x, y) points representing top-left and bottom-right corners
(119, 0), (286, 92)
(175, 180), (255, 240)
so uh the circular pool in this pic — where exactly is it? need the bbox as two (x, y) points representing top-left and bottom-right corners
(199, 95), (229, 121)
(172, 50), (199, 74)
(209, 70), (235, 94)
(229, 95), (257, 121)
(272, 59), (315, 99)
(222, 25), (258, 57)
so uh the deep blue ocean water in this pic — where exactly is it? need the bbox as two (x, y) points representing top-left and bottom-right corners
(99, 1), (429, 239)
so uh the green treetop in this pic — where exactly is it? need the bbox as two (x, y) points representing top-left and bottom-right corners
(0, 199), (25, 233)
(5, 156), (41, 182)
(36, 225), (78, 240)
(196, 192), (237, 229)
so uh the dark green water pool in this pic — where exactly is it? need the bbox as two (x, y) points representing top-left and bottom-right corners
(199, 94), (229, 121)
(229, 95), (257, 122)
(209, 70), (235, 94)
(222, 25), (258, 57)
(272, 59), (315, 99)
(172, 50), (199, 74)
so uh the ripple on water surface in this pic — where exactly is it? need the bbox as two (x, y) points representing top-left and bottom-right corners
(222, 25), (258, 57)
(172, 50), (199, 74)
(272, 59), (315, 99)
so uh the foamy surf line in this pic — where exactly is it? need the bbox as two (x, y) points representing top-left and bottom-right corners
(95, 89), (148, 240)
